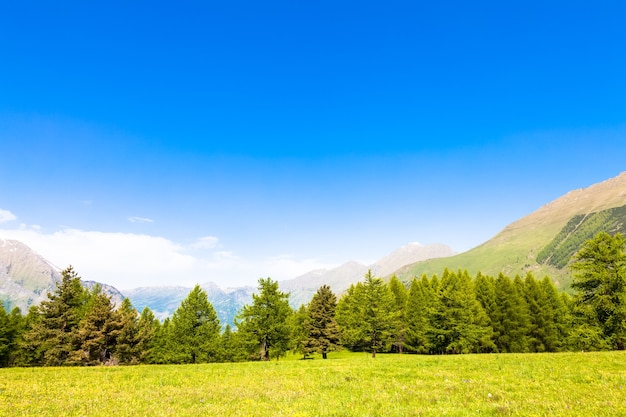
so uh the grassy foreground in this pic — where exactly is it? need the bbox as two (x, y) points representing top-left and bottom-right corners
(1, 351), (625, 416)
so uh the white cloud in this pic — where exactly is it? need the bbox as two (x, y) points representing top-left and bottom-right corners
(190, 236), (219, 250)
(0, 227), (335, 291)
(0, 209), (17, 223)
(128, 216), (154, 223)
(259, 254), (333, 280)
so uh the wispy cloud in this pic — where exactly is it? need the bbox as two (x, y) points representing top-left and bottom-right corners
(128, 216), (154, 223)
(190, 236), (219, 250)
(0, 209), (17, 223)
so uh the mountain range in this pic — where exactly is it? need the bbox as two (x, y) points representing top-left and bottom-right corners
(124, 242), (454, 325)
(3, 171), (626, 325)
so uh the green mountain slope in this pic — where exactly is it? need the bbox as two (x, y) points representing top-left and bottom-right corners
(394, 172), (626, 289)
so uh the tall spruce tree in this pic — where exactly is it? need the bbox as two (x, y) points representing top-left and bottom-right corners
(521, 273), (559, 352)
(571, 231), (626, 350)
(115, 298), (140, 364)
(492, 273), (530, 353)
(237, 278), (292, 361)
(336, 270), (394, 358)
(430, 269), (494, 354)
(0, 305), (11, 366)
(388, 276), (408, 353)
(134, 307), (159, 363)
(170, 284), (221, 363)
(22, 266), (89, 366)
(290, 304), (311, 358)
(306, 285), (340, 359)
(405, 275), (433, 353)
(71, 285), (122, 365)
(541, 277), (571, 351)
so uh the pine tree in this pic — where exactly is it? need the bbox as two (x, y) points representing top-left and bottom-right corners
(405, 275), (432, 353)
(71, 285), (122, 365)
(431, 270), (494, 354)
(336, 282), (367, 351)
(22, 266), (89, 366)
(571, 231), (626, 350)
(541, 276), (570, 351)
(218, 324), (248, 362)
(170, 284), (221, 363)
(290, 304), (312, 358)
(306, 285), (340, 359)
(492, 273), (530, 353)
(521, 273), (560, 352)
(147, 317), (173, 364)
(0, 304), (11, 366)
(237, 278), (292, 361)
(336, 270), (394, 358)
(135, 307), (159, 363)
(115, 298), (140, 364)
(388, 276), (408, 353)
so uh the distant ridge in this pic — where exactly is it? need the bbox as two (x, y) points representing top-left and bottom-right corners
(280, 242), (454, 307)
(126, 242), (454, 324)
(393, 172), (626, 287)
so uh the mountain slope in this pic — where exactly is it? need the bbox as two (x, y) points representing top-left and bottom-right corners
(0, 239), (61, 311)
(394, 172), (626, 287)
(0, 239), (125, 312)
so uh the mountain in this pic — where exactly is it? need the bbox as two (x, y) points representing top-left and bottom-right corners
(125, 242), (454, 325)
(0, 239), (125, 312)
(0, 239), (61, 311)
(124, 284), (256, 325)
(393, 172), (626, 288)
(280, 242), (454, 307)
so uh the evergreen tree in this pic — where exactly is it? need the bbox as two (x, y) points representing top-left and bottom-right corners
(170, 284), (221, 363)
(571, 231), (626, 350)
(541, 276), (570, 351)
(388, 276), (408, 353)
(336, 270), (394, 358)
(306, 285), (340, 359)
(0, 305), (11, 366)
(237, 278), (292, 361)
(335, 282), (367, 351)
(492, 273), (531, 353)
(147, 317), (173, 364)
(430, 270), (494, 354)
(290, 304), (312, 358)
(218, 324), (248, 362)
(135, 307), (159, 363)
(522, 273), (559, 352)
(405, 275), (433, 353)
(71, 285), (122, 365)
(115, 298), (140, 364)
(22, 266), (89, 366)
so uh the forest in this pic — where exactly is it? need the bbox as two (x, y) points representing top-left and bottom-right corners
(0, 231), (624, 367)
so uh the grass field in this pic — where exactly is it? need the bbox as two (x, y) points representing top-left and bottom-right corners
(1, 351), (625, 416)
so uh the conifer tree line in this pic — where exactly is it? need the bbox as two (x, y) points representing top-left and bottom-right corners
(0, 231), (624, 367)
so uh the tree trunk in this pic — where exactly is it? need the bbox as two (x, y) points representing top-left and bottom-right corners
(322, 351), (327, 359)
(260, 339), (269, 361)
(372, 349), (376, 358)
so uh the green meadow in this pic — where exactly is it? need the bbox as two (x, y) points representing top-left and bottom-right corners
(1, 351), (625, 417)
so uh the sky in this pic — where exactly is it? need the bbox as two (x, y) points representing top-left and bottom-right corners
(1, 1), (625, 290)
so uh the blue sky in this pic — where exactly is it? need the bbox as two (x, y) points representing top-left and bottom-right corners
(1, 1), (625, 289)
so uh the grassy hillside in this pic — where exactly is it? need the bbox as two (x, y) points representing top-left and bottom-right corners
(2, 351), (625, 416)
(394, 172), (626, 289)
